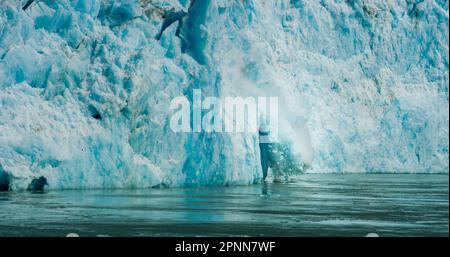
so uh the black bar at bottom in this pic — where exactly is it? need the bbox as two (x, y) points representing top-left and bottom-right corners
(0, 237), (447, 256)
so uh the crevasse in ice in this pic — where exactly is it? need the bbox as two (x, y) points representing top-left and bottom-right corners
(0, 0), (448, 190)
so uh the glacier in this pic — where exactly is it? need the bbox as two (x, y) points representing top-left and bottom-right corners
(0, 0), (448, 190)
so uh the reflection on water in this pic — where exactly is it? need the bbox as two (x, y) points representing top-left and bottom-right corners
(0, 174), (448, 236)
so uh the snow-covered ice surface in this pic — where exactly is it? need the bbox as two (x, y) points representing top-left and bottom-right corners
(0, 0), (448, 190)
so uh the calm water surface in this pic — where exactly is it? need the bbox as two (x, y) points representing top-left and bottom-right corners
(0, 174), (448, 236)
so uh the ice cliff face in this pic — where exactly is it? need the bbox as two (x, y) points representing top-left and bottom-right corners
(0, 0), (448, 190)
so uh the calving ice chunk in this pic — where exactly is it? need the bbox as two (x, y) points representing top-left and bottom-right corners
(175, 241), (209, 255)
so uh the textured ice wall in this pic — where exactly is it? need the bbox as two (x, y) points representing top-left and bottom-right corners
(0, 0), (448, 190)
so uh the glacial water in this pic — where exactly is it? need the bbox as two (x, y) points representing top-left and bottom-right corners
(0, 174), (447, 237)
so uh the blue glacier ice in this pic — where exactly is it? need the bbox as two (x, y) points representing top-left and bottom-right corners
(0, 0), (448, 190)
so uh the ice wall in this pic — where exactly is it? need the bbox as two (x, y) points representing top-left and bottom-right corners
(0, 0), (448, 190)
